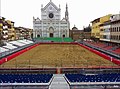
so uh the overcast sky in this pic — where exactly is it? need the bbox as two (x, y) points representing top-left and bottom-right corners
(1, 0), (120, 29)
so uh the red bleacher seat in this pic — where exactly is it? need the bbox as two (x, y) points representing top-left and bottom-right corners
(113, 48), (120, 54)
(104, 46), (113, 50)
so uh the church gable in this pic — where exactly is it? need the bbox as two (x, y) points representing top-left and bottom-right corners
(42, 1), (60, 12)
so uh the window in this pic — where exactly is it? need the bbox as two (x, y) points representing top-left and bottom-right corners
(110, 28), (112, 32)
(115, 27), (116, 32)
(117, 27), (119, 32)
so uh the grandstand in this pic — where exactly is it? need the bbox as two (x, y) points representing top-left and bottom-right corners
(0, 47), (9, 53)
(65, 73), (120, 89)
(82, 41), (120, 59)
(35, 37), (73, 42)
(0, 39), (120, 89)
(0, 73), (53, 89)
(0, 39), (34, 59)
(0, 74), (53, 83)
(3, 43), (17, 49)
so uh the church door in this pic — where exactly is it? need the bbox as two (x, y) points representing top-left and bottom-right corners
(50, 33), (53, 37)
(37, 34), (40, 38)
(49, 27), (54, 37)
(63, 34), (65, 38)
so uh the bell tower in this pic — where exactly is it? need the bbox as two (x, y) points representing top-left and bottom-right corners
(65, 3), (69, 21)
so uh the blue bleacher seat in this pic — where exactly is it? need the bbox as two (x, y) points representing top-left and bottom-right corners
(0, 74), (53, 83)
(65, 73), (120, 83)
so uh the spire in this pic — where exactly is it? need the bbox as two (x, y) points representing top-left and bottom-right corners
(50, 0), (52, 2)
(59, 4), (60, 8)
(65, 3), (69, 21)
(41, 4), (43, 8)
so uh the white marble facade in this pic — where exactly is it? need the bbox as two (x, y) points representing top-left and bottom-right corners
(33, 0), (70, 38)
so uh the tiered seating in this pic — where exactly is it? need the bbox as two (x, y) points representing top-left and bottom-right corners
(0, 74), (53, 83)
(83, 41), (120, 57)
(85, 41), (106, 48)
(25, 40), (34, 43)
(103, 46), (113, 50)
(3, 43), (17, 50)
(0, 47), (9, 53)
(0, 40), (34, 58)
(35, 37), (73, 42)
(9, 41), (26, 47)
(96, 43), (106, 48)
(65, 73), (120, 82)
(17, 40), (32, 45)
(113, 48), (120, 54)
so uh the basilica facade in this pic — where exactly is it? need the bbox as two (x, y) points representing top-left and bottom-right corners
(33, 0), (70, 38)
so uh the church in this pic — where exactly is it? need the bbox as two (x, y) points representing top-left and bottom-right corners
(33, 0), (70, 38)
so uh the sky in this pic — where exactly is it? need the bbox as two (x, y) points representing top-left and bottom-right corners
(0, 0), (120, 30)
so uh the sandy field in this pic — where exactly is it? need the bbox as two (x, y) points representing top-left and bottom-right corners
(1, 44), (118, 68)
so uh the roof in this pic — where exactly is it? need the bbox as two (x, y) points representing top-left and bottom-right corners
(72, 25), (78, 30)
(61, 18), (66, 21)
(91, 14), (112, 23)
(91, 18), (100, 23)
(72, 27), (78, 30)
(42, 1), (60, 11)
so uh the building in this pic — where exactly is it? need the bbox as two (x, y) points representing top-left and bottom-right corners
(70, 25), (83, 41)
(0, 17), (4, 46)
(110, 14), (120, 44)
(2, 18), (8, 41)
(91, 14), (112, 41)
(15, 27), (33, 40)
(6, 20), (16, 41)
(0, 17), (3, 38)
(83, 25), (91, 40)
(0, 18), (16, 41)
(91, 18), (100, 40)
(0, 16), (33, 42)
(33, 0), (70, 38)
(99, 14), (120, 45)
(99, 21), (111, 42)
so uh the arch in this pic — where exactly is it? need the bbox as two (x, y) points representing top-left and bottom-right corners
(49, 27), (54, 37)
(37, 34), (40, 38)
(63, 34), (65, 38)
(50, 33), (53, 37)
(49, 27), (54, 33)
(31, 33), (33, 38)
